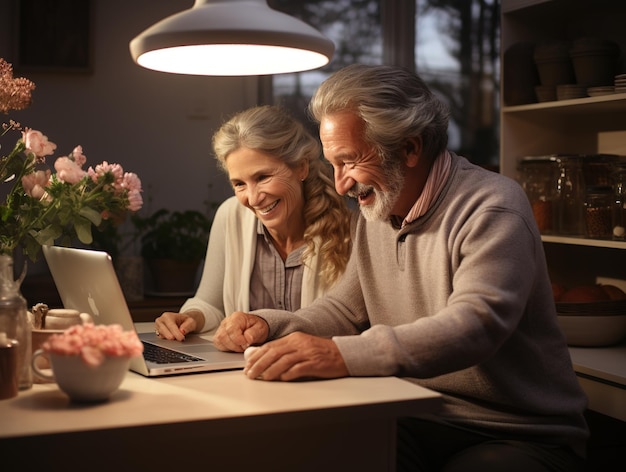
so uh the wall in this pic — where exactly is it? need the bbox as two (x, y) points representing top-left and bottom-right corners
(0, 0), (258, 217)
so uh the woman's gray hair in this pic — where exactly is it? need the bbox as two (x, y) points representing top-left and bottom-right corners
(308, 64), (450, 163)
(212, 104), (320, 172)
(212, 105), (352, 288)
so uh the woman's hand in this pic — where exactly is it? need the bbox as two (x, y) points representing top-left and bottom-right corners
(154, 311), (202, 341)
(213, 311), (269, 352)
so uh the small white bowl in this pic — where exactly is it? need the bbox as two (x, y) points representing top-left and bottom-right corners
(557, 314), (626, 347)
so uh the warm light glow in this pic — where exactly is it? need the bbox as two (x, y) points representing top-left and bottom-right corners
(137, 44), (331, 76)
(129, 0), (334, 76)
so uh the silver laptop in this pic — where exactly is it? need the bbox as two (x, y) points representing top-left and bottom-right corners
(42, 245), (245, 376)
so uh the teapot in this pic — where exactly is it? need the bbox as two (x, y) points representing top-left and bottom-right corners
(43, 308), (93, 330)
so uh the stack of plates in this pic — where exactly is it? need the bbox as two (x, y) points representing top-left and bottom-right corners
(615, 73), (626, 93)
(556, 84), (587, 100)
(587, 85), (615, 97)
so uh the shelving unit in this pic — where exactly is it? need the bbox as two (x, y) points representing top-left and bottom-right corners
(500, 5), (626, 457)
(500, 0), (626, 288)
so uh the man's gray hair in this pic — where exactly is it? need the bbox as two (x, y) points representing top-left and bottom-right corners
(308, 64), (450, 164)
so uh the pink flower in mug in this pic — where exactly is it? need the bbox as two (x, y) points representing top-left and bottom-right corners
(43, 323), (143, 367)
(22, 128), (57, 160)
(69, 145), (87, 167)
(54, 156), (87, 184)
(21, 168), (51, 199)
(81, 346), (105, 367)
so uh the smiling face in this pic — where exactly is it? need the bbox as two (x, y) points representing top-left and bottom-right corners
(319, 111), (405, 221)
(225, 147), (307, 240)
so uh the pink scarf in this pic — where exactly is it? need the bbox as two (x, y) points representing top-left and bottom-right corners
(403, 150), (451, 227)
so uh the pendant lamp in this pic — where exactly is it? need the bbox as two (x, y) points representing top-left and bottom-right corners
(129, 0), (334, 76)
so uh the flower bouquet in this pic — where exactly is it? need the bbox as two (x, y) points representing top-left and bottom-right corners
(0, 58), (143, 261)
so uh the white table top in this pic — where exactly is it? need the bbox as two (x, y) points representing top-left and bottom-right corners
(569, 341), (626, 386)
(0, 322), (441, 439)
(0, 370), (442, 439)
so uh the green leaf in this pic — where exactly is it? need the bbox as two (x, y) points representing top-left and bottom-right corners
(32, 225), (62, 246)
(79, 206), (102, 226)
(74, 218), (93, 244)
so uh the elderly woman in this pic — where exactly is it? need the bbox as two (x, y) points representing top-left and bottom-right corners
(154, 105), (354, 341)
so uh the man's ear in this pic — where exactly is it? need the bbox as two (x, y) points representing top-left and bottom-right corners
(404, 137), (422, 167)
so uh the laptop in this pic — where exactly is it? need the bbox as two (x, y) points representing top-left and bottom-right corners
(42, 245), (245, 376)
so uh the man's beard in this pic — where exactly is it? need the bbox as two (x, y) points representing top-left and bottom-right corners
(348, 159), (405, 222)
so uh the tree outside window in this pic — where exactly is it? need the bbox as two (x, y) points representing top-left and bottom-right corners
(267, 0), (500, 169)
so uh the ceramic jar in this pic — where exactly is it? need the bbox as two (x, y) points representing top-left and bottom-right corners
(584, 185), (613, 239)
(518, 155), (559, 234)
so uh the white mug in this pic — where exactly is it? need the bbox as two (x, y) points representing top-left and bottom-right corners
(31, 349), (129, 402)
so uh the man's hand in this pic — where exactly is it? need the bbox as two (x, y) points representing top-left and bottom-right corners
(213, 311), (269, 352)
(243, 332), (349, 381)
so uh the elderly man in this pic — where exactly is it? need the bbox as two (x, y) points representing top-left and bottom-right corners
(213, 64), (588, 472)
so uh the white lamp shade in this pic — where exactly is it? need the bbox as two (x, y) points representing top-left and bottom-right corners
(129, 0), (335, 76)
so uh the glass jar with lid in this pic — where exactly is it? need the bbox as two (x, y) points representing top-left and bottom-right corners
(518, 156), (559, 234)
(584, 185), (613, 239)
(582, 154), (620, 187)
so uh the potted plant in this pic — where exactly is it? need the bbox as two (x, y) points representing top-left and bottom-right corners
(131, 209), (212, 294)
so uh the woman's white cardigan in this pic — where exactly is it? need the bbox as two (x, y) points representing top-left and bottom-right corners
(179, 196), (325, 333)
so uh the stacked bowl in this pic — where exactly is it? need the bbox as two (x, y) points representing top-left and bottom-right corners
(533, 38), (622, 102)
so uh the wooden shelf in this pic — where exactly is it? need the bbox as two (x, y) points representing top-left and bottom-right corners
(502, 93), (626, 117)
(541, 236), (626, 249)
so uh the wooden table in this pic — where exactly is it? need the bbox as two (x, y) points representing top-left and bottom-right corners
(0, 323), (442, 472)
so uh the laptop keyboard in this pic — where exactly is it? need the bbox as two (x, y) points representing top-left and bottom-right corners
(142, 341), (204, 364)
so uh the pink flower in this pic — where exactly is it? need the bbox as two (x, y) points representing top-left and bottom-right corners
(42, 323), (144, 367)
(21, 168), (51, 199)
(122, 172), (142, 193)
(127, 189), (143, 212)
(121, 172), (143, 211)
(70, 145), (87, 167)
(88, 161), (124, 186)
(22, 128), (57, 160)
(54, 156), (87, 184)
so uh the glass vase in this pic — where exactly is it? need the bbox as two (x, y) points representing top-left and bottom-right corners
(0, 254), (33, 390)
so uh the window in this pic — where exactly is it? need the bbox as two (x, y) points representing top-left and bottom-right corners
(267, 0), (500, 168)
